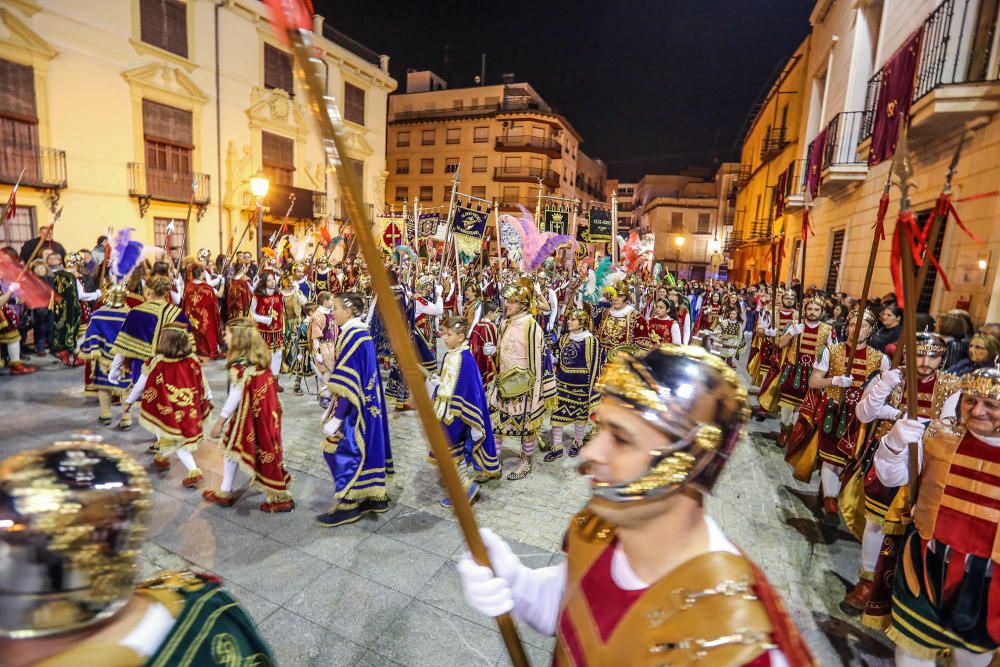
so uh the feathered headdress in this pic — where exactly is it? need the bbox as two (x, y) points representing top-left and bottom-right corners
(393, 244), (418, 265)
(617, 231), (649, 274)
(510, 206), (576, 273)
(582, 256), (614, 305)
(110, 228), (143, 281)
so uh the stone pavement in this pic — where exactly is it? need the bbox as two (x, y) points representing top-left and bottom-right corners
(1, 348), (895, 666)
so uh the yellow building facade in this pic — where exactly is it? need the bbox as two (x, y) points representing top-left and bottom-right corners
(0, 0), (395, 260)
(730, 38), (810, 286)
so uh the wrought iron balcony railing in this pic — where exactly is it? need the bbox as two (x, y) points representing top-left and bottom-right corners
(759, 126), (788, 161)
(493, 166), (559, 188)
(127, 163), (210, 216)
(0, 145), (67, 189)
(495, 135), (561, 157)
(822, 111), (867, 169)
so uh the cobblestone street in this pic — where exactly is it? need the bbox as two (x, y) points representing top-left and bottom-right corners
(2, 346), (894, 666)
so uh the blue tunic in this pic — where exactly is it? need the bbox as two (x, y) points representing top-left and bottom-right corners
(80, 305), (133, 393)
(433, 347), (500, 480)
(111, 300), (190, 380)
(324, 320), (393, 506)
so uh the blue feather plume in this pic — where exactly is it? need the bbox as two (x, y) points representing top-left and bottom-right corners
(110, 228), (143, 280)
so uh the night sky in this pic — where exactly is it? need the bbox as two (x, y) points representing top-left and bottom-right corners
(317, 1), (813, 181)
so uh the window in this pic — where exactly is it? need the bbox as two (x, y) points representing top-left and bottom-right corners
(420, 186), (433, 201)
(0, 205), (34, 255)
(264, 43), (293, 95)
(825, 229), (846, 292)
(344, 157), (364, 187)
(670, 211), (684, 231)
(504, 156), (521, 170)
(473, 126), (488, 143)
(445, 157), (459, 173)
(0, 59), (39, 185)
(472, 156), (487, 173)
(446, 128), (460, 144)
(394, 186), (408, 202)
(139, 0), (188, 58)
(154, 216), (187, 257)
(421, 129), (435, 145)
(502, 186), (518, 203)
(142, 99), (193, 200)
(420, 158), (434, 174)
(470, 185), (486, 199)
(344, 82), (365, 125)
(262, 130), (295, 187)
(395, 159), (409, 175)
(452, 99), (464, 110)
(396, 131), (410, 147)
(696, 213), (711, 234)
(529, 157), (542, 172)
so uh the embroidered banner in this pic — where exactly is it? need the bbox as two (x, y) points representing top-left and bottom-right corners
(588, 207), (612, 242)
(868, 28), (923, 167)
(542, 207), (570, 235)
(575, 218), (590, 243)
(451, 203), (491, 256)
(416, 212), (440, 239)
(378, 216), (404, 250)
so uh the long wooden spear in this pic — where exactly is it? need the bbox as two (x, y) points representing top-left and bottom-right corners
(0, 167), (25, 223)
(265, 3), (529, 664)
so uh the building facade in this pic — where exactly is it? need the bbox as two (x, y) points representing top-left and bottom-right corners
(0, 0), (395, 260)
(732, 0), (1000, 322)
(385, 71), (605, 223)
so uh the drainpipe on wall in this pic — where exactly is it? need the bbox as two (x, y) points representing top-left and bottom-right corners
(215, 0), (226, 253)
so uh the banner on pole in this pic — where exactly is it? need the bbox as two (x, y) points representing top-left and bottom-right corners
(451, 201), (491, 256)
(417, 212), (440, 239)
(542, 206), (570, 235)
(588, 207), (612, 242)
(378, 216), (404, 250)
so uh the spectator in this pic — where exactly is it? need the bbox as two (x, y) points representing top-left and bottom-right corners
(946, 333), (1000, 376)
(18, 226), (66, 265)
(91, 235), (108, 267)
(981, 322), (1000, 340)
(868, 304), (902, 354)
(936, 310), (971, 369)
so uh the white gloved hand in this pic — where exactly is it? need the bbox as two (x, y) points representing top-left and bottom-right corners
(788, 323), (805, 336)
(95, 289), (102, 298)
(322, 416), (343, 438)
(831, 375), (853, 388)
(436, 284), (444, 296)
(455, 528), (527, 618)
(314, 353), (324, 365)
(884, 418), (926, 454)
(261, 315), (273, 326)
(470, 427), (484, 442)
(6, 282), (20, 294)
(425, 375), (441, 397)
(483, 343), (497, 356)
(879, 368), (904, 389)
(764, 328), (778, 337)
(108, 364), (122, 384)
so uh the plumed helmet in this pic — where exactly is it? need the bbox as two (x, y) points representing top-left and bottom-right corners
(103, 282), (128, 308)
(197, 248), (212, 263)
(586, 344), (749, 505)
(0, 439), (152, 638)
(501, 282), (532, 306)
(416, 274), (435, 293)
(960, 365), (1000, 402)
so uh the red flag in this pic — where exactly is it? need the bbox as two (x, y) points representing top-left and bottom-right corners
(775, 171), (787, 217)
(261, 0), (313, 45)
(806, 128), (827, 198)
(320, 225), (332, 245)
(0, 253), (52, 308)
(4, 189), (14, 219)
(868, 29), (923, 166)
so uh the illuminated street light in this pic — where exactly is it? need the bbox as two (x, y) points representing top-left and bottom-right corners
(674, 235), (686, 248)
(251, 172), (270, 198)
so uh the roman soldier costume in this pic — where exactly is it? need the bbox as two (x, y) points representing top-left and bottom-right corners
(594, 290), (651, 358)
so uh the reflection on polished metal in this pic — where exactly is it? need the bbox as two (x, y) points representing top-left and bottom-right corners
(586, 344), (749, 505)
(0, 440), (152, 638)
(961, 364), (1000, 402)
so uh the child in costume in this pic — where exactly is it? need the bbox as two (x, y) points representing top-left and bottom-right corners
(468, 300), (499, 384)
(545, 308), (601, 461)
(428, 317), (501, 508)
(711, 304), (746, 368)
(202, 318), (294, 513)
(291, 302), (317, 395)
(80, 283), (134, 429)
(309, 290), (339, 408)
(126, 326), (212, 488)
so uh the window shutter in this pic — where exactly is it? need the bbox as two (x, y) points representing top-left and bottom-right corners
(262, 131), (295, 169)
(142, 99), (193, 147)
(139, 0), (188, 58)
(0, 59), (37, 121)
(264, 44), (294, 94)
(344, 83), (365, 125)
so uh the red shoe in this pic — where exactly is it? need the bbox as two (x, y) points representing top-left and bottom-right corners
(54, 350), (73, 366)
(72, 356), (86, 367)
(153, 456), (171, 471)
(10, 363), (37, 375)
(182, 473), (203, 488)
(260, 499), (295, 513)
(839, 579), (873, 616)
(202, 489), (235, 507)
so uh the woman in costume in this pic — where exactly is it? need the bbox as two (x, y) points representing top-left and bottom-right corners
(646, 298), (682, 346)
(181, 264), (223, 360)
(226, 260), (253, 319)
(711, 303), (746, 368)
(126, 326), (212, 487)
(202, 318), (294, 513)
(428, 317), (501, 508)
(317, 292), (393, 527)
(545, 308), (601, 462)
(250, 269), (285, 389)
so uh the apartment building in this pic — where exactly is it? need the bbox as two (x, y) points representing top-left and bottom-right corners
(0, 0), (395, 258)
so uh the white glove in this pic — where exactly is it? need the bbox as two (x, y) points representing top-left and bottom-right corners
(6, 282), (20, 294)
(831, 375), (853, 388)
(470, 428), (484, 442)
(95, 289), (102, 298)
(322, 416), (343, 438)
(878, 368), (904, 389)
(764, 327), (778, 337)
(108, 365), (122, 384)
(788, 323), (805, 336)
(314, 353), (324, 365)
(260, 315), (273, 326)
(456, 528), (527, 618)
(483, 343), (497, 356)
(425, 375), (441, 397)
(885, 418), (925, 454)
(436, 284), (444, 296)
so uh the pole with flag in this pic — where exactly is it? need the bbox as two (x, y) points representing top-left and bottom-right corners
(0, 167), (24, 223)
(261, 5), (529, 663)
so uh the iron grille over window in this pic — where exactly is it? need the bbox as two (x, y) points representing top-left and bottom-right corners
(139, 0), (188, 58)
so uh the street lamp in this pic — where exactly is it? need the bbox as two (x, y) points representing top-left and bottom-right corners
(674, 234), (686, 279)
(250, 172), (270, 256)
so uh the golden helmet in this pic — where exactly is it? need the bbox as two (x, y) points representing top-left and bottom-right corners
(961, 365), (1000, 401)
(197, 248), (212, 263)
(0, 439), (152, 638)
(103, 282), (128, 308)
(501, 282), (532, 306)
(416, 274), (436, 294)
(64, 252), (83, 270)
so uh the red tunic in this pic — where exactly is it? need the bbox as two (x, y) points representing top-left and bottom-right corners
(469, 319), (497, 384)
(227, 276), (252, 320)
(137, 355), (212, 448)
(646, 316), (677, 345)
(254, 293), (285, 350)
(182, 281), (222, 358)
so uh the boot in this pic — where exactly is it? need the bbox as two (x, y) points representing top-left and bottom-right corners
(10, 362), (38, 375)
(54, 350), (73, 367)
(839, 579), (873, 616)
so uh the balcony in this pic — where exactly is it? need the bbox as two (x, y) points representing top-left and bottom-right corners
(782, 159), (806, 211)
(321, 24), (381, 67)
(862, 0), (1000, 144)
(821, 111), (867, 189)
(737, 163), (752, 189)
(261, 184), (329, 221)
(495, 135), (561, 158)
(390, 99), (551, 123)
(127, 162), (210, 217)
(493, 166), (559, 189)
(748, 219), (773, 241)
(0, 145), (67, 190)
(759, 126), (789, 162)
(496, 197), (523, 212)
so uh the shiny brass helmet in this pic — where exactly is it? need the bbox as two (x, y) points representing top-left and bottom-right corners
(960, 364), (1000, 402)
(64, 252), (83, 271)
(197, 248), (212, 263)
(914, 331), (948, 358)
(586, 344), (749, 505)
(565, 307), (591, 330)
(103, 282), (128, 308)
(0, 439), (152, 638)
(416, 274), (436, 294)
(501, 280), (532, 307)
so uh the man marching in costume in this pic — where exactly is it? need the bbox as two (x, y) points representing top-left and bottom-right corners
(873, 366), (1000, 666)
(761, 296), (832, 444)
(181, 264), (223, 360)
(0, 440), (275, 665)
(751, 291), (800, 419)
(51, 252), (93, 367)
(492, 281), (551, 481)
(458, 345), (815, 666)
(545, 308), (601, 462)
(785, 307), (888, 523)
(428, 317), (501, 507)
(842, 332), (960, 623)
(318, 293), (393, 527)
(595, 287), (651, 358)
(385, 274), (439, 411)
(80, 283), (134, 429)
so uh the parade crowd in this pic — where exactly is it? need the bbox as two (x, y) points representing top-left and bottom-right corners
(2, 222), (999, 667)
